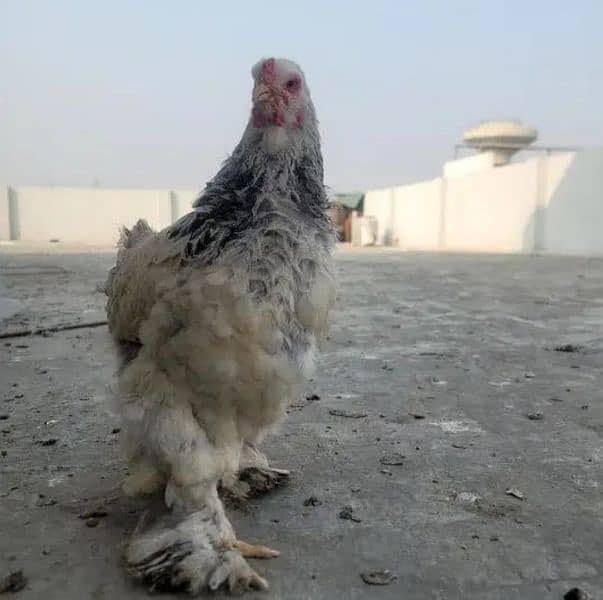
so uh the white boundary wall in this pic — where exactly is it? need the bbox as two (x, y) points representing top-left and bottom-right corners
(361, 148), (603, 256)
(0, 186), (198, 245)
(3, 148), (602, 255)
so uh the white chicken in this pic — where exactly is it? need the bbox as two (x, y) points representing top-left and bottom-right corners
(103, 57), (335, 593)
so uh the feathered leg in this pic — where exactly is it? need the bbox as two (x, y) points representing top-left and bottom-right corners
(221, 442), (289, 504)
(121, 378), (273, 593)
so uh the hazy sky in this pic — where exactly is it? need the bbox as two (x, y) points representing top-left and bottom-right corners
(1, 1), (602, 192)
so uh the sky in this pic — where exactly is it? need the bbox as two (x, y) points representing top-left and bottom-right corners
(1, 1), (602, 192)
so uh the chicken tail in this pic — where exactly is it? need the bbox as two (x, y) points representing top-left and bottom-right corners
(100, 219), (155, 297)
(119, 219), (154, 249)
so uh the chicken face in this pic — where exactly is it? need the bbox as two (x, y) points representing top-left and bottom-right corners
(251, 58), (307, 130)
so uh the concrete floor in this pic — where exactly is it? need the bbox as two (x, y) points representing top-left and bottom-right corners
(0, 244), (601, 599)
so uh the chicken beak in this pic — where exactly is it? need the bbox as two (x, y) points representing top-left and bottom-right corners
(253, 83), (273, 104)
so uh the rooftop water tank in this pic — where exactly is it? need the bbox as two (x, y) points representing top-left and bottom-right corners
(463, 120), (538, 166)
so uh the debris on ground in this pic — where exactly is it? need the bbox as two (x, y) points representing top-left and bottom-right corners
(0, 570), (27, 593)
(360, 569), (397, 585)
(306, 394), (320, 401)
(527, 412), (544, 421)
(338, 505), (361, 522)
(524, 372), (536, 379)
(35, 494), (57, 507)
(111, 428), (121, 434)
(78, 508), (108, 519)
(303, 496), (322, 507)
(37, 438), (57, 446)
(554, 344), (582, 353)
(408, 397), (426, 419)
(85, 517), (99, 528)
(505, 488), (525, 500)
(453, 492), (481, 506)
(0, 415), (8, 421)
(451, 443), (467, 449)
(379, 453), (405, 466)
(328, 409), (367, 418)
(564, 588), (591, 600)
(409, 411), (426, 419)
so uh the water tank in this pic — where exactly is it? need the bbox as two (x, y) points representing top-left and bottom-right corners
(463, 120), (538, 165)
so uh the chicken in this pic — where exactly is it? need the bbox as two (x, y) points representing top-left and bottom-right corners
(103, 57), (336, 594)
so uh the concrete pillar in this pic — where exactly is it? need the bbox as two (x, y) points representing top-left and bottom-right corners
(0, 186), (9, 240)
(533, 156), (548, 253)
(169, 191), (179, 224)
(438, 177), (448, 250)
(8, 187), (19, 240)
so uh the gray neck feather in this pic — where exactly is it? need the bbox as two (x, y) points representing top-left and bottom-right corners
(170, 100), (333, 263)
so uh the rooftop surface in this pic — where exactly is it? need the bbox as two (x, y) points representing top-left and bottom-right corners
(0, 245), (601, 599)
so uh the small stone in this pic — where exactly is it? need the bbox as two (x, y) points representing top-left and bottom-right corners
(111, 427), (121, 434)
(505, 488), (525, 500)
(0, 570), (27, 593)
(329, 409), (367, 419)
(0, 415), (8, 421)
(38, 438), (57, 446)
(306, 394), (320, 401)
(451, 443), (467, 449)
(527, 412), (543, 421)
(0, 451), (6, 457)
(489, 535), (499, 541)
(350, 487), (360, 493)
(85, 517), (99, 528)
(525, 372), (536, 379)
(410, 412), (426, 419)
(303, 496), (322, 507)
(35, 494), (57, 507)
(380, 453), (405, 466)
(360, 569), (397, 586)
(338, 505), (361, 522)
(554, 344), (581, 353)
(78, 509), (108, 519)
(581, 405), (589, 410)
(564, 588), (591, 600)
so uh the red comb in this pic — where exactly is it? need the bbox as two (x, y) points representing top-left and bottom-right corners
(261, 58), (276, 83)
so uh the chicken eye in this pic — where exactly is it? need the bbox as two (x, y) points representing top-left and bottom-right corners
(286, 78), (299, 91)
